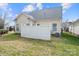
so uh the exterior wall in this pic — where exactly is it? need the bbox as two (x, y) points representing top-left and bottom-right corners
(69, 21), (79, 35)
(73, 22), (79, 35)
(20, 19), (51, 40)
(15, 14), (33, 33)
(20, 19), (61, 40)
(36, 19), (61, 34)
(74, 26), (79, 35)
(21, 25), (51, 40)
(15, 14), (61, 40)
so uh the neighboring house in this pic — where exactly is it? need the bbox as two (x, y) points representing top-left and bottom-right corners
(62, 22), (72, 32)
(4, 23), (9, 30)
(69, 19), (79, 35)
(15, 6), (62, 40)
(0, 18), (4, 29)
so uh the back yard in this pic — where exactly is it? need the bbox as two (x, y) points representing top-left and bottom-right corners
(0, 32), (79, 56)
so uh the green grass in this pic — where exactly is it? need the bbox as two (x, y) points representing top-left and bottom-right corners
(62, 32), (79, 45)
(0, 32), (79, 56)
(0, 33), (51, 56)
(51, 32), (79, 56)
(2, 33), (20, 40)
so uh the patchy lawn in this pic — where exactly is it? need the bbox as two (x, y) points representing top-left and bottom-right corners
(0, 32), (79, 56)
(51, 32), (79, 56)
(0, 33), (51, 56)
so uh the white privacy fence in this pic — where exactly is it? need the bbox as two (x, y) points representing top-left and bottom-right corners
(20, 25), (51, 40)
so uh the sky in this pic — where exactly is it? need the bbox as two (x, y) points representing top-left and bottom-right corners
(0, 3), (79, 26)
(62, 3), (79, 22)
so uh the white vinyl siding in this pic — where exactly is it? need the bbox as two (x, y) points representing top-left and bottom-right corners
(21, 24), (51, 40)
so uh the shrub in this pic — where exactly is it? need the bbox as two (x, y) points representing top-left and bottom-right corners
(0, 29), (8, 35)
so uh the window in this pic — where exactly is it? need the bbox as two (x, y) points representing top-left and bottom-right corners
(26, 23), (30, 26)
(37, 24), (40, 26)
(52, 24), (57, 31)
(27, 17), (30, 20)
